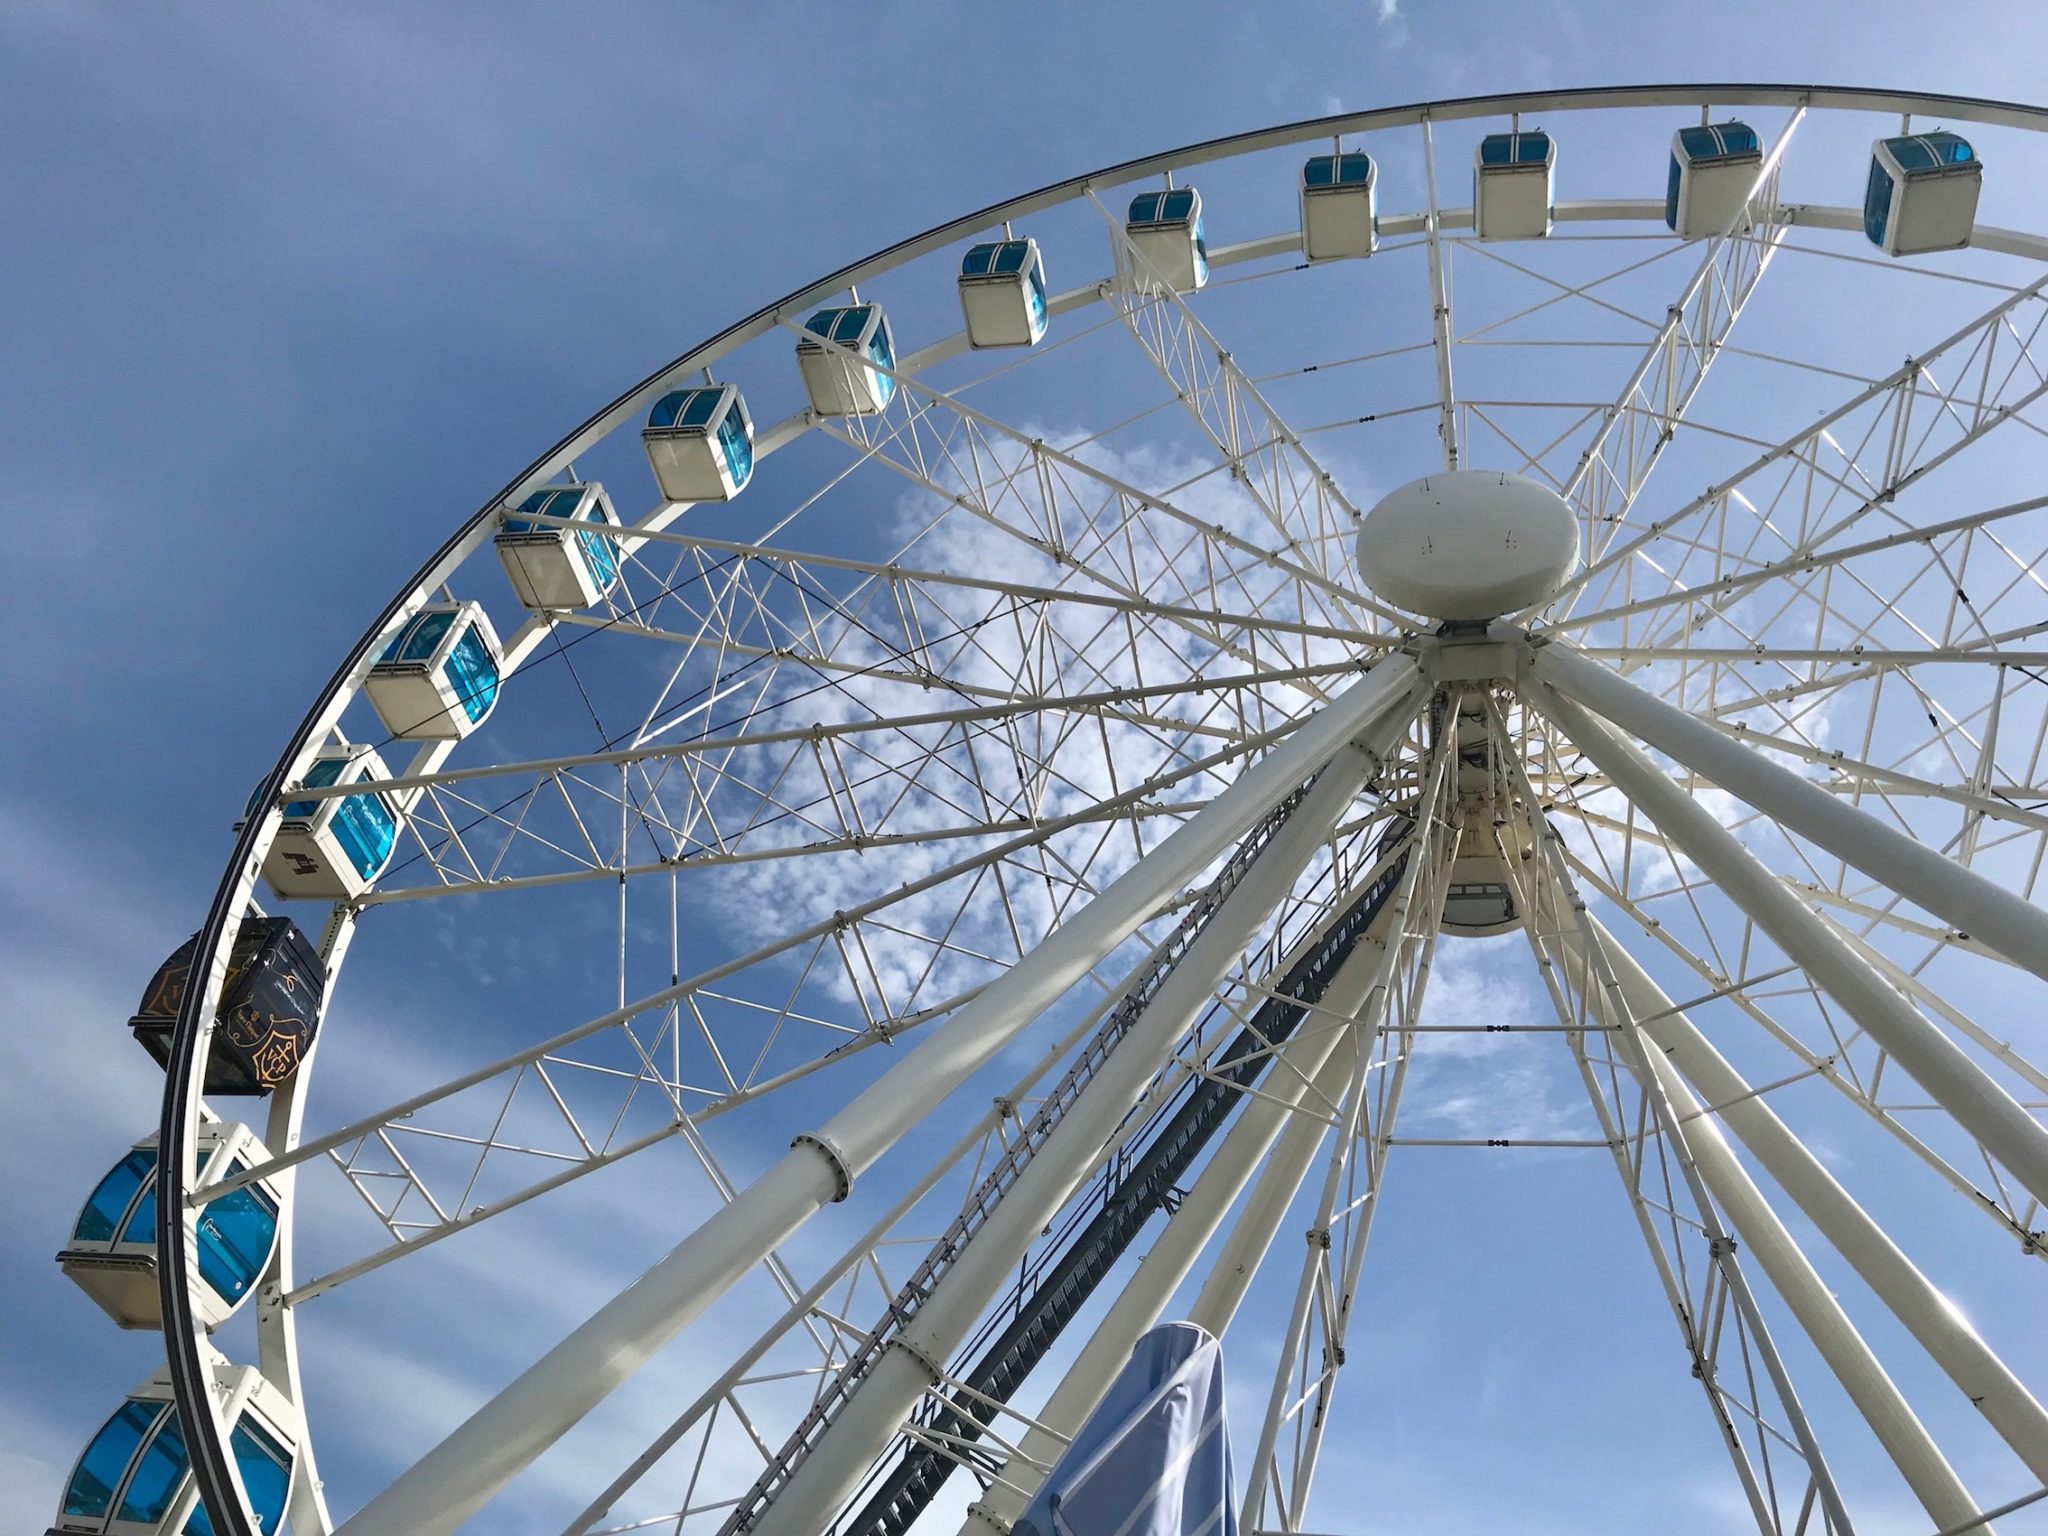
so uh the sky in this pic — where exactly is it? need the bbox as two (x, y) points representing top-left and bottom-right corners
(6, 3), (2048, 1534)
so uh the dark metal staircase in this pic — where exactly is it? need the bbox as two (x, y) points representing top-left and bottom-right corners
(834, 846), (1410, 1536)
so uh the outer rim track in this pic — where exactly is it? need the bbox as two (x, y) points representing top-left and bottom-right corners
(157, 82), (2048, 1535)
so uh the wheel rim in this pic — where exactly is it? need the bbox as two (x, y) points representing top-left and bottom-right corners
(133, 84), (2048, 1536)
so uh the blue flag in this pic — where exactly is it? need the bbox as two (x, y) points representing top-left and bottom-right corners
(1013, 1321), (1236, 1536)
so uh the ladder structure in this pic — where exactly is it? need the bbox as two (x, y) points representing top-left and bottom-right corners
(834, 847), (1412, 1536)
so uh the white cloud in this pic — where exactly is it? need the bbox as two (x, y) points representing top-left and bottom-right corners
(691, 424), (1343, 1026)
(1398, 932), (1592, 1143)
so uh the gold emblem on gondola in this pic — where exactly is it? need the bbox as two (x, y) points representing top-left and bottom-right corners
(222, 996), (309, 1089)
(249, 1029), (304, 1087)
(136, 950), (191, 1020)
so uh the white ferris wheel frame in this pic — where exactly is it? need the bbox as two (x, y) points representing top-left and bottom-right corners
(142, 82), (2048, 1536)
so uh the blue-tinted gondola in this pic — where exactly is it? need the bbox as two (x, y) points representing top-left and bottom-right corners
(365, 601), (502, 741)
(643, 383), (754, 502)
(1301, 151), (1378, 260)
(957, 239), (1049, 348)
(1125, 186), (1208, 292)
(59, 1122), (280, 1331)
(1666, 121), (1764, 239)
(1866, 131), (1981, 256)
(496, 482), (622, 611)
(796, 303), (897, 415)
(52, 1350), (296, 1536)
(243, 742), (401, 901)
(1473, 130), (1554, 240)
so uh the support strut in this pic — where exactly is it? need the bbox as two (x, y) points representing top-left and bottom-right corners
(1527, 679), (2048, 1212)
(840, 846), (1413, 1536)
(1531, 640), (2048, 985)
(743, 748), (1382, 1536)
(336, 659), (1424, 1536)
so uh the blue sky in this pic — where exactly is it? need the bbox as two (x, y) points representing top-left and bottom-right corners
(8, 4), (2048, 1533)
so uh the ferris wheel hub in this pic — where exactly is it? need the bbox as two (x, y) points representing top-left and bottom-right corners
(1355, 470), (1579, 620)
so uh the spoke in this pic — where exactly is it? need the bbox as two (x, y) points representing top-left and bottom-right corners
(332, 661), (1426, 1536)
(612, 523), (1374, 651)
(1532, 639), (2048, 982)
(943, 833), (1423, 1536)
(1586, 905), (2048, 1485)
(1085, 190), (1405, 633)
(346, 520), (1372, 901)
(727, 702), (1427, 1536)
(1555, 108), (1804, 578)
(1546, 269), (2048, 625)
(300, 663), (1355, 806)
(1422, 115), (1459, 469)
(1455, 238), (1669, 334)
(1527, 705), (2048, 1255)
(563, 974), (1140, 1536)
(1560, 491), (2048, 638)
(780, 315), (1384, 652)
(219, 723), (1314, 1205)
(1571, 836), (2048, 1256)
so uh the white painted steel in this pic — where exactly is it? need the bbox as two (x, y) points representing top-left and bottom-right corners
(136, 84), (2048, 1536)
(1508, 761), (1853, 1536)
(1532, 641), (2048, 986)
(1838, 929), (2048, 1101)
(748, 744), (1384, 1536)
(1556, 841), (2048, 1258)
(1557, 107), (1801, 570)
(1238, 730), (1457, 1536)
(1582, 916), (2048, 1485)
(955, 840), (1420, 1535)
(1248, 822), (1450, 1532)
(1527, 682), (2048, 1211)
(1651, 1040), (1983, 1528)
(1562, 931), (1987, 1533)
(564, 974), (1150, 1536)
(1420, 115), (1459, 470)
(963, 1013), (1365, 1536)
(336, 660), (1424, 1536)
(1186, 1045), (1350, 1344)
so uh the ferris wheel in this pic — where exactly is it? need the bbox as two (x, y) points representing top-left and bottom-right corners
(46, 83), (2048, 1536)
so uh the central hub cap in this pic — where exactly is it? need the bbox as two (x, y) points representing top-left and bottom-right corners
(1355, 470), (1579, 621)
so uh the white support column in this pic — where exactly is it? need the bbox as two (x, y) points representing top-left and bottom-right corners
(1187, 1041), (1352, 1338)
(750, 743), (1384, 1536)
(565, 972), (1148, 1536)
(1507, 805), (1850, 1536)
(1531, 640), (2048, 986)
(1560, 935), (1987, 1533)
(1583, 916), (2048, 1484)
(1239, 752), (1452, 1536)
(1526, 680), (2048, 1212)
(336, 658), (1425, 1536)
(963, 865), (1417, 1536)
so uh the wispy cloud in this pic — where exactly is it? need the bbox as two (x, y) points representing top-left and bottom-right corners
(1398, 933), (1592, 1143)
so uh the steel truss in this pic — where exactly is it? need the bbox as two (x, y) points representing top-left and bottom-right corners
(831, 838), (1419, 1536)
(132, 85), (2048, 1536)
(1237, 710), (1458, 1535)
(1559, 107), (1803, 563)
(1494, 705), (1856, 1536)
